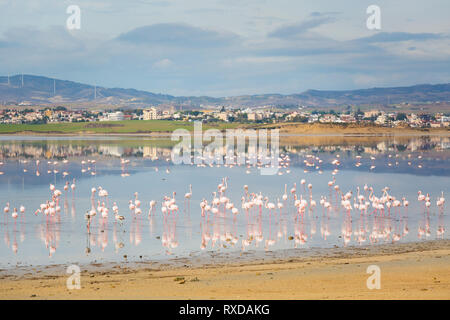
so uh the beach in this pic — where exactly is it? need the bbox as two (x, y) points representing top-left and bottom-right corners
(0, 240), (448, 300)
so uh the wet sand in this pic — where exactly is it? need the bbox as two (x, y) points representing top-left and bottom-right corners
(0, 240), (448, 300)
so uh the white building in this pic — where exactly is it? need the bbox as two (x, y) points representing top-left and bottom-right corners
(106, 111), (124, 121)
(143, 107), (158, 120)
(375, 114), (387, 125)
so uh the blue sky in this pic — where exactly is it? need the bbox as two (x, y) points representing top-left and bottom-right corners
(0, 0), (449, 96)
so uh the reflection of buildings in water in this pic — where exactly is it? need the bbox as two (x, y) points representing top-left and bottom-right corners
(0, 136), (448, 162)
(408, 136), (446, 152)
(1, 143), (94, 159)
(376, 142), (388, 152)
(98, 145), (124, 157)
(0, 142), (173, 160)
(441, 140), (450, 150)
(285, 137), (450, 156)
(363, 147), (381, 155)
(143, 146), (155, 159)
(284, 145), (300, 154)
(409, 140), (421, 152)
(143, 146), (172, 159)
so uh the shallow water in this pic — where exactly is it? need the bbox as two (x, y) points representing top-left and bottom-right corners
(0, 135), (448, 269)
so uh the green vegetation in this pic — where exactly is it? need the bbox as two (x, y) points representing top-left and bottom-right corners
(0, 120), (249, 134)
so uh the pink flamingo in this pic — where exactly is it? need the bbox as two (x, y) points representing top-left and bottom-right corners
(4, 202), (10, 214)
(12, 208), (18, 219)
(149, 200), (157, 216)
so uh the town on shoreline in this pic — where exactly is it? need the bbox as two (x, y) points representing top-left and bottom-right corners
(1, 105), (450, 129)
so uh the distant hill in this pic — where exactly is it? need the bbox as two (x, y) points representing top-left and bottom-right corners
(0, 75), (193, 107)
(0, 74), (449, 109)
(294, 84), (450, 106)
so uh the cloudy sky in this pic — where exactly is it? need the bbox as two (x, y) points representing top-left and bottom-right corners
(0, 0), (449, 96)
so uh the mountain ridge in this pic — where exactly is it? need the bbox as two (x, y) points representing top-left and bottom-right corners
(0, 74), (449, 109)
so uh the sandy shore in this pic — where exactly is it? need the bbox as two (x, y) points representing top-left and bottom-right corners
(271, 123), (450, 135)
(0, 240), (449, 300)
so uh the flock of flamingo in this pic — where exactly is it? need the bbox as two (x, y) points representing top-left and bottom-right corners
(0, 150), (447, 259)
(2, 173), (446, 256)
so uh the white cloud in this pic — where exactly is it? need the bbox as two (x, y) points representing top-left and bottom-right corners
(0, 1), (449, 96)
(376, 39), (450, 60)
(222, 56), (294, 66)
(153, 58), (173, 68)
